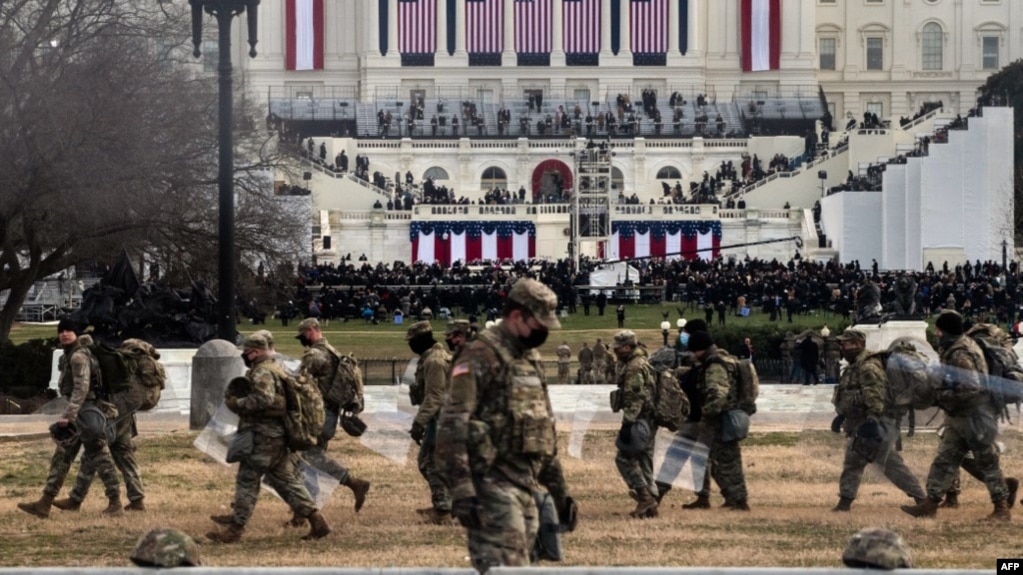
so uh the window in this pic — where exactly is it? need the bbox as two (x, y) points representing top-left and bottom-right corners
(203, 40), (218, 73)
(481, 167), (507, 190)
(983, 36), (999, 70)
(819, 38), (836, 70)
(818, 0), (836, 3)
(921, 23), (943, 70)
(657, 167), (682, 180)
(424, 167), (449, 181)
(866, 37), (883, 70)
(865, 0), (882, 3)
(866, 102), (883, 120)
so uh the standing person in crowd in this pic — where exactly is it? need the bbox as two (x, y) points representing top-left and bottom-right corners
(19, 319), (123, 519)
(406, 320), (454, 524)
(591, 338), (609, 385)
(596, 290), (608, 316)
(616, 304), (626, 328)
(436, 278), (577, 573)
(556, 341), (573, 385)
(687, 330), (751, 511)
(799, 335), (821, 385)
(830, 329), (926, 512)
(610, 330), (659, 518)
(902, 311), (1014, 521)
(207, 333), (331, 543)
(577, 341), (593, 385)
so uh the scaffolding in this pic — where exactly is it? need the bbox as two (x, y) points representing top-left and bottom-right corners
(570, 138), (614, 271)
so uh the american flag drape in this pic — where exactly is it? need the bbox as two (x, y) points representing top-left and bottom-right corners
(411, 221), (536, 266)
(741, 0), (781, 72)
(514, 0), (551, 53)
(608, 221), (721, 261)
(563, 0), (600, 54)
(466, 0), (504, 54)
(399, 0), (437, 54)
(285, 0), (324, 71)
(630, 0), (667, 54)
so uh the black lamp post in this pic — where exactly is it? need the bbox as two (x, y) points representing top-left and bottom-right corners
(190, 0), (260, 342)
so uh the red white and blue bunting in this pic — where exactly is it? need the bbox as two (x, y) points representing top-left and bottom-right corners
(410, 221), (536, 266)
(607, 220), (721, 261)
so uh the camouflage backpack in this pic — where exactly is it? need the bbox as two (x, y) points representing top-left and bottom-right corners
(117, 338), (166, 412)
(323, 351), (365, 413)
(722, 356), (760, 415)
(267, 363), (325, 452)
(646, 346), (689, 432)
(966, 323), (1023, 413)
(876, 338), (937, 410)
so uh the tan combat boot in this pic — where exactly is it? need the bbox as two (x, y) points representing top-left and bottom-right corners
(284, 512), (307, 527)
(207, 523), (245, 543)
(124, 498), (145, 512)
(344, 476), (371, 512)
(901, 496), (940, 518)
(210, 514), (234, 526)
(682, 494), (711, 509)
(302, 511), (332, 540)
(984, 498), (1011, 523)
(17, 493), (55, 519)
(629, 490), (658, 519)
(52, 497), (82, 512)
(102, 496), (124, 517)
(423, 508), (455, 525)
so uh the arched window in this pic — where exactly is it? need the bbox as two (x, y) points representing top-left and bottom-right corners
(657, 167), (682, 180)
(922, 23), (943, 70)
(424, 167), (449, 181)
(481, 167), (507, 190)
(611, 167), (624, 196)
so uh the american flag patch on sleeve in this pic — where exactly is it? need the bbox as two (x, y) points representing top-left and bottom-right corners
(452, 363), (470, 378)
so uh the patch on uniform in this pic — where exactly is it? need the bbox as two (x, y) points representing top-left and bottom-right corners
(452, 363), (470, 378)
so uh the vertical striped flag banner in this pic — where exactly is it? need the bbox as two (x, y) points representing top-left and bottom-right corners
(740, 0), (781, 72)
(630, 0), (667, 54)
(563, 0), (601, 54)
(399, 0), (437, 54)
(286, 0), (324, 70)
(515, 0), (551, 53)
(608, 221), (721, 261)
(466, 0), (504, 54)
(411, 222), (536, 266)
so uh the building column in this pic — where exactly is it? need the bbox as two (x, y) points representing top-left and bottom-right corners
(600, 0), (614, 60)
(436, 0), (449, 60)
(619, 0), (632, 61)
(455, 0), (467, 59)
(551, 0), (565, 65)
(667, 0), (682, 65)
(502, 0), (516, 66)
(387, 0), (399, 61)
(687, 0), (703, 58)
(368, 0), (381, 57)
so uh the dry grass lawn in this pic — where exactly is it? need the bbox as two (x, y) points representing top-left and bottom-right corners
(2, 427), (1021, 568)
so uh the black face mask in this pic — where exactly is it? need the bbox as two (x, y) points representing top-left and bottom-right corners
(408, 334), (435, 356)
(297, 335), (312, 348)
(519, 325), (549, 349)
(841, 348), (860, 364)
(241, 353), (254, 368)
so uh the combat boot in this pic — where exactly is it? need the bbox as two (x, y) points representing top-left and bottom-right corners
(1007, 477), (1019, 510)
(682, 495), (710, 509)
(730, 500), (751, 511)
(344, 476), (371, 512)
(302, 511), (332, 540)
(901, 496), (940, 518)
(654, 481), (672, 504)
(52, 497), (82, 512)
(207, 523), (245, 543)
(629, 490), (658, 519)
(17, 493), (55, 519)
(210, 514), (234, 526)
(124, 498), (145, 512)
(102, 496), (124, 517)
(285, 512), (307, 527)
(984, 498), (1011, 523)
(423, 508), (454, 525)
(832, 497), (853, 512)
(940, 491), (959, 508)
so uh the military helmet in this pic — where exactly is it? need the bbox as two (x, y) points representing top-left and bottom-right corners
(130, 527), (201, 567)
(49, 421), (80, 449)
(227, 376), (252, 398)
(842, 527), (913, 570)
(340, 413), (367, 437)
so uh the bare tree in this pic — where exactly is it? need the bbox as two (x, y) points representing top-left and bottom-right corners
(0, 0), (306, 342)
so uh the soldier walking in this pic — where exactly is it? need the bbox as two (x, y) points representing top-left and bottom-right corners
(611, 330), (659, 518)
(577, 342), (593, 385)
(556, 341), (572, 385)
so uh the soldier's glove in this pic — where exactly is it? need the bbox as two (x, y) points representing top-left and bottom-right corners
(409, 421), (425, 444)
(617, 422), (633, 444)
(343, 400), (363, 414)
(451, 497), (485, 529)
(225, 396), (240, 414)
(830, 414), (845, 434)
(557, 496), (579, 532)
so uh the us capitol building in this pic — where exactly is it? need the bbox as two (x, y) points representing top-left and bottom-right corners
(215, 0), (1017, 270)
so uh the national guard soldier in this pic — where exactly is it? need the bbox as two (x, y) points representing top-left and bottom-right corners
(291, 318), (371, 516)
(610, 330), (659, 518)
(436, 278), (578, 573)
(444, 319), (472, 355)
(577, 342), (593, 385)
(18, 319), (123, 518)
(406, 320), (454, 523)
(556, 341), (572, 385)
(901, 310), (1014, 521)
(591, 338), (609, 385)
(207, 333), (331, 543)
(831, 329), (925, 511)
(687, 330), (750, 510)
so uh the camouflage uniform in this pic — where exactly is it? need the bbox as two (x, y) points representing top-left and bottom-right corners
(556, 343), (572, 385)
(436, 279), (573, 573)
(577, 343), (593, 385)
(694, 346), (749, 507)
(46, 336), (121, 502)
(227, 352), (318, 527)
(612, 334), (657, 501)
(298, 336), (354, 485)
(411, 326), (454, 514)
(65, 412), (144, 505)
(591, 340), (608, 385)
(832, 336), (924, 505)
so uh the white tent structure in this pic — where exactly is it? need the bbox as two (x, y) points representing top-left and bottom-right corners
(589, 262), (641, 290)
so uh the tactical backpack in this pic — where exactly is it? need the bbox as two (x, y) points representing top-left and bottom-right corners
(269, 363), (326, 451)
(647, 366), (690, 432)
(876, 340), (936, 410)
(728, 357), (760, 415)
(323, 351), (365, 413)
(89, 342), (137, 395)
(118, 338), (166, 412)
(965, 323), (1023, 414)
